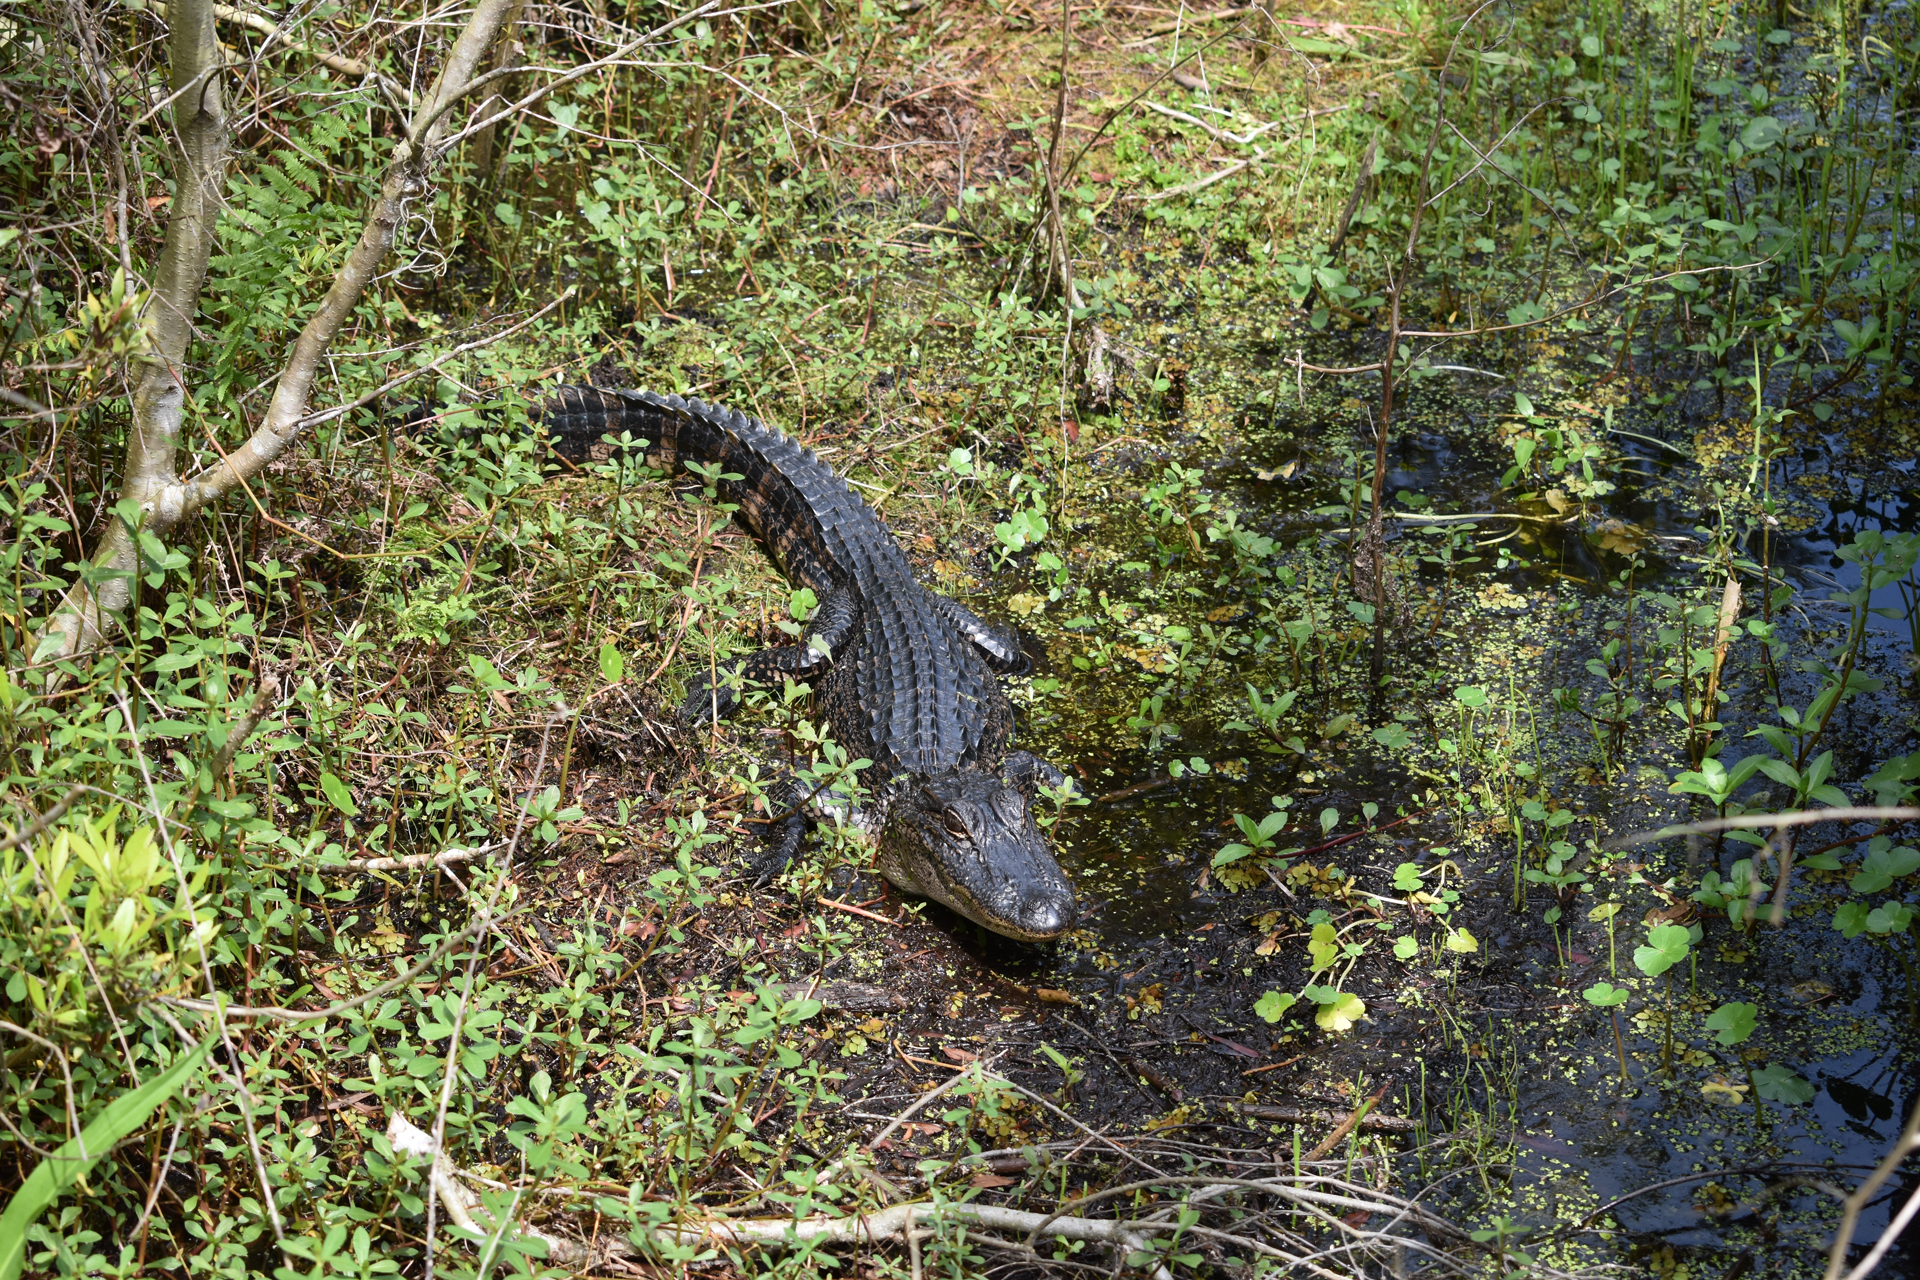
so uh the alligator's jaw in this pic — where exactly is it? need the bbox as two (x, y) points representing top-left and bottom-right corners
(878, 844), (1076, 941)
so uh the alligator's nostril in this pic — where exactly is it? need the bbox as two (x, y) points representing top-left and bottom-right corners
(1023, 896), (1075, 939)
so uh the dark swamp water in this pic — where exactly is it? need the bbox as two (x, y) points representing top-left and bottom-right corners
(888, 306), (1920, 1276)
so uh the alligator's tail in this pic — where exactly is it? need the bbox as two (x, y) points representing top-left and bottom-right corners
(536, 385), (885, 591)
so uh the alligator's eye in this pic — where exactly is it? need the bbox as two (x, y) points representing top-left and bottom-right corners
(942, 809), (970, 839)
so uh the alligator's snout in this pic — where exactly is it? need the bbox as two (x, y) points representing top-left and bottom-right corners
(1002, 886), (1075, 942)
(884, 768), (1076, 942)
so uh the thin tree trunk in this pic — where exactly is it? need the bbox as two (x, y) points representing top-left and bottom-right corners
(37, 0), (227, 665)
(468, 0), (531, 191)
(34, 0), (520, 669)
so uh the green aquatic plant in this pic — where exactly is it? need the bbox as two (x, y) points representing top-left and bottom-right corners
(1213, 797), (1301, 871)
(1635, 923), (1698, 1076)
(1583, 982), (1632, 1084)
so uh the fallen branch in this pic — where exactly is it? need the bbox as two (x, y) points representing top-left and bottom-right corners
(387, 1108), (1181, 1279)
(1141, 99), (1286, 145)
(1133, 147), (1264, 201)
(775, 980), (903, 1012)
(1617, 807), (1920, 849)
(1302, 1083), (1390, 1160)
(334, 843), (506, 873)
(817, 1056), (997, 1187)
(156, 905), (523, 1023)
(380, 1100), (1493, 1280)
(387, 1113), (630, 1267)
(1228, 1101), (1417, 1133)
(656, 1201), (1173, 1276)
(816, 895), (900, 926)
(1129, 105), (1349, 202)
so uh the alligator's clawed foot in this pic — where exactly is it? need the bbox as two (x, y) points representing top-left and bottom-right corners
(1003, 749), (1067, 793)
(747, 810), (808, 886)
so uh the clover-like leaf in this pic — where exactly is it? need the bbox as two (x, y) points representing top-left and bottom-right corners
(1633, 924), (1692, 977)
(1254, 990), (1297, 1023)
(1314, 992), (1367, 1033)
(1307, 922), (1340, 972)
(1704, 1001), (1757, 1046)
(1868, 901), (1915, 935)
(1752, 1063), (1814, 1104)
(1834, 901), (1871, 938)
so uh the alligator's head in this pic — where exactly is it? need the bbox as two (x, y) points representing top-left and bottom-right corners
(881, 755), (1076, 942)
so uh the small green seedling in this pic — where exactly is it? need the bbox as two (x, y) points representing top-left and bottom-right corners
(1634, 924), (1693, 1074)
(1587, 901), (1622, 976)
(1584, 982), (1632, 1083)
(1255, 990), (1297, 1023)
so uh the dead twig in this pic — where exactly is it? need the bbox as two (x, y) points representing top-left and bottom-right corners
(334, 843), (507, 873)
(1825, 1102), (1920, 1280)
(1616, 807), (1920, 849)
(816, 895), (902, 926)
(155, 906), (526, 1023)
(1301, 1082), (1390, 1160)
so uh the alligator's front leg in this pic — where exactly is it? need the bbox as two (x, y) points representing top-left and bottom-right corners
(745, 773), (880, 885)
(680, 587), (858, 724)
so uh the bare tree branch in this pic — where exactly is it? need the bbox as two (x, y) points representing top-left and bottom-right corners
(1615, 807), (1920, 847)
(0, 784), (90, 856)
(33, 0), (229, 669)
(173, 0), (726, 507)
(31, 0), (520, 669)
(188, 0), (519, 501)
(1825, 1099), (1920, 1280)
(140, 0), (415, 103)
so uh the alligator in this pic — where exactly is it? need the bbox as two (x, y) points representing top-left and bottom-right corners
(535, 385), (1077, 942)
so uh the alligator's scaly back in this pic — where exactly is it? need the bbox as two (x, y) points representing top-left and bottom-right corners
(537, 386), (1005, 779)
(542, 385), (860, 592)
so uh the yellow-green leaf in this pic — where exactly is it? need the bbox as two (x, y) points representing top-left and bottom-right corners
(1314, 993), (1366, 1032)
